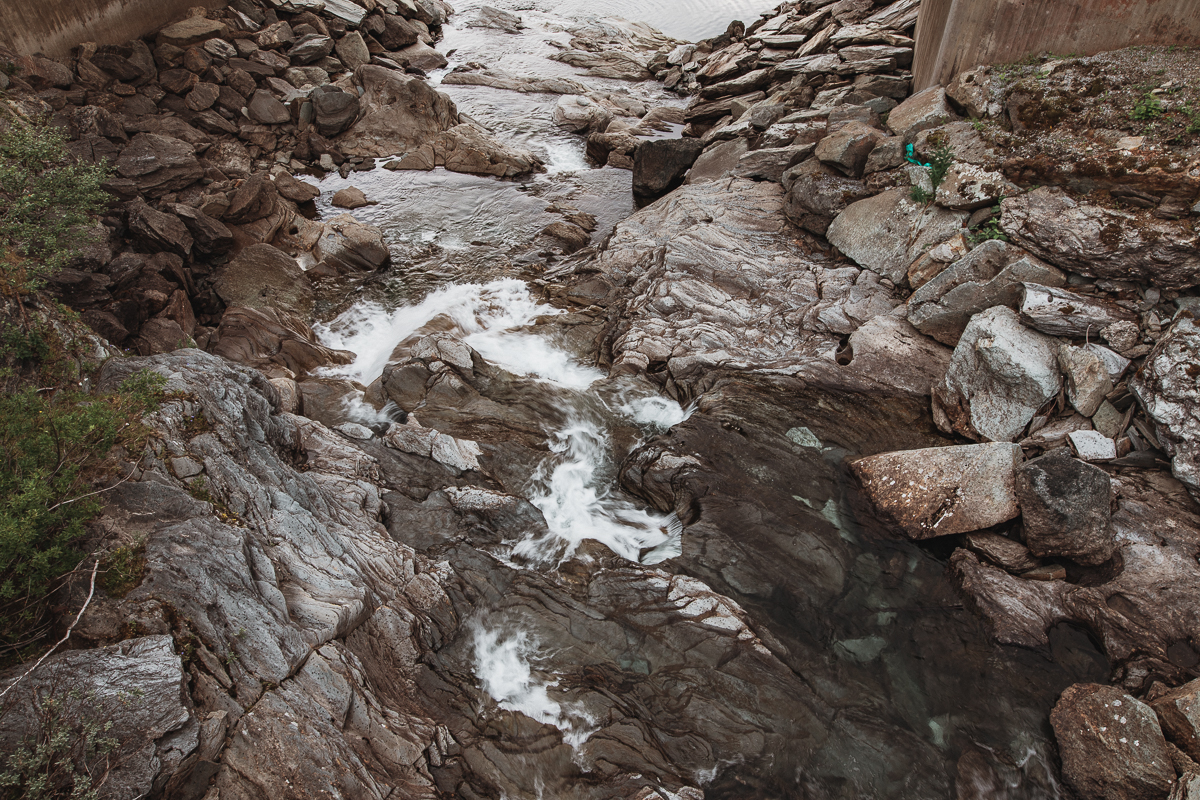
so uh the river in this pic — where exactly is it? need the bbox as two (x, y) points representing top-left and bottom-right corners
(299, 1), (1109, 796)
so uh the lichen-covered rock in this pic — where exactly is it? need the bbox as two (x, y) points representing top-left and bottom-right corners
(852, 442), (1022, 538)
(1132, 314), (1200, 499)
(934, 305), (1062, 442)
(1002, 187), (1200, 289)
(1051, 684), (1175, 800)
(886, 86), (955, 141)
(826, 188), (967, 284)
(1152, 679), (1200, 763)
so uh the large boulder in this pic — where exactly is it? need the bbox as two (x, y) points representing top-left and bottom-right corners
(685, 138), (750, 184)
(213, 244), (314, 317)
(0, 636), (194, 800)
(1150, 679), (1200, 763)
(1051, 684), (1175, 800)
(552, 95), (613, 133)
(315, 214), (390, 271)
(826, 188), (968, 284)
(814, 121), (885, 178)
(432, 124), (544, 178)
(1015, 450), (1114, 565)
(157, 17), (230, 48)
(1132, 315), (1200, 499)
(116, 133), (204, 197)
(1002, 187), (1200, 289)
(336, 65), (459, 157)
(127, 199), (193, 257)
(852, 442), (1022, 539)
(632, 139), (704, 198)
(843, 315), (953, 396)
(934, 306), (1063, 442)
(224, 173), (279, 224)
(906, 239), (1065, 346)
(886, 86), (955, 141)
(311, 86), (361, 137)
(782, 158), (872, 236)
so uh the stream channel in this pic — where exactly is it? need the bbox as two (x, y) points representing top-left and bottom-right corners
(296, 0), (1112, 796)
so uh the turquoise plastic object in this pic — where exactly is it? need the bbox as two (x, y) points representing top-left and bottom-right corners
(905, 144), (930, 168)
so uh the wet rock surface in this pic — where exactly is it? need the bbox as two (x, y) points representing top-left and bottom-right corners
(8, 0), (1200, 797)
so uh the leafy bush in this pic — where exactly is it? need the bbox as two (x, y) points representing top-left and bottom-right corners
(1131, 92), (1163, 121)
(0, 689), (122, 799)
(0, 362), (164, 651)
(0, 118), (110, 293)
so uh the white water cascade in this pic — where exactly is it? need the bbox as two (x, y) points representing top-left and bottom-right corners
(315, 278), (691, 566)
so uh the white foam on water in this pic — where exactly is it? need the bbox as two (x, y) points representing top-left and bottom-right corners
(315, 278), (686, 564)
(516, 416), (680, 565)
(542, 140), (589, 175)
(620, 394), (694, 429)
(472, 624), (595, 747)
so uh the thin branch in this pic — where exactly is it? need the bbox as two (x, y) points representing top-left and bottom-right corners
(45, 470), (134, 513)
(0, 558), (98, 702)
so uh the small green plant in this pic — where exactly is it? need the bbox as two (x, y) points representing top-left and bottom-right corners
(1131, 92), (1163, 121)
(928, 146), (954, 190)
(99, 538), (145, 599)
(910, 185), (933, 204)
(969, 205), (1009, 244)
(0, 368), (164, 650)
(0, 689), (121, 799)
(0, 118), (111, 295)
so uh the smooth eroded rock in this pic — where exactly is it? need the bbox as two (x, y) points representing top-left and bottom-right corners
(213, 243), (314, 316)
(852, 442), (1022, 539)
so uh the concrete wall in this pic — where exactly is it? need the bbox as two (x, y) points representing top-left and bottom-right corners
(0, 0), (227, 59)
(913, 0), (1200, 91)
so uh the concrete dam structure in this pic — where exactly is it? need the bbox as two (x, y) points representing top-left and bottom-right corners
(913, 0), (1200, 90)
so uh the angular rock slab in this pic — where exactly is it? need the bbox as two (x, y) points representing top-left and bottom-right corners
(632, 138), (703, 198)
(886, 86), (955, 142)
(934, 305), (1063, 443)
(1015, 450), (1114, 566)
(1151, 678), (1200, 763)
(1132, 315), (1200, 498)
(827, 188), (967, 284)
(1003, 187), (1200, 289)
(851, 442), (1022, 539)
(1051, 683), (1175, 800)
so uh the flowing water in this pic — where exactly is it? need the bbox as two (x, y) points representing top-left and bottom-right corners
(303, 1), (1111, 795)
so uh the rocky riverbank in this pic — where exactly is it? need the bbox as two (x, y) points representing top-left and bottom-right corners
(4, 0), (1200, 797)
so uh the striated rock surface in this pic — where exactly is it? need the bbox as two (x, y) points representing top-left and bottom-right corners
(1133, 315), (1200, 500)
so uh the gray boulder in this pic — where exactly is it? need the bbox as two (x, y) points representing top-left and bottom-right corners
(852, 442), (1022, 539)
(814, 121), (884, 178)
(334, 31), (371, 71)
(1019, 283), (1137, 339)
(732, 144), (814, 182)
(934, 306), (1063, 442)
(116, 133), (204, 197)
(907, 239), (1065, 346)
(1051, 684), (1175, 800)
(685, 138), (750, 184)
(288, 34), (335, 65)
(1151, 679), (1200, 763)
(886, 86), (955, 141)
(315, 214), (390, 271)
(826, 188), (968, 284)
(247, 89), (290, 124)
(782, 157), (872, 235)
(1132, 315), (1200, 499)
(1003, 187), (1200, 289)
(311, 86), (360, 137)
(127, 199), (193, 257)
(1016, 450), (1114, 565)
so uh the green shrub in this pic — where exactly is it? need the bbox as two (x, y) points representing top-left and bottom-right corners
(0, 368), (164, 650)
(0, 118), (111, 294)
(928, 146), (954, 190)
(0, 689), (123, 799)
(1131, 92), (1163, 121)
(909, 185), (933, 204)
